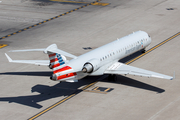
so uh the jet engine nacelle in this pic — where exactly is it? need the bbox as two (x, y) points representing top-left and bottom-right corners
(50, 74), (57, 81)
(82, 59), (100, 73)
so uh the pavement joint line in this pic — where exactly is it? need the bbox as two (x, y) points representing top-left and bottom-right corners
(0, 0), (102, 41)
(28, 32), (179, 120)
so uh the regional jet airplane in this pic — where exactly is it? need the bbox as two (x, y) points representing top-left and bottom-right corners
(5, 31), (173, 82)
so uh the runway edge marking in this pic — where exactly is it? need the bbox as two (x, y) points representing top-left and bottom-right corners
(0, 0), (101, 41)
(28, 32), (180, 120)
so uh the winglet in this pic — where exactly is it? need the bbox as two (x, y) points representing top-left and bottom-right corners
(5, 53), (12, 62)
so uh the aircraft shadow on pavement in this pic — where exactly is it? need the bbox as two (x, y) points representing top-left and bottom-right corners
(102, 75), (165, 93)
(0, 75), (99, 109)
(116, 49), (165, 93)
(0, 50), (163, 108)
(0, 71), (52, 77)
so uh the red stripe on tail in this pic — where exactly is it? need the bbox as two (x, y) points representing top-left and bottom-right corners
(52, 63), (60, 68)
(49, 53), (56, 57)
(50, 58), (58, 63)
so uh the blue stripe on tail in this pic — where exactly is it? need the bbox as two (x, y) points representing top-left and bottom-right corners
(56, 53), (65, 66)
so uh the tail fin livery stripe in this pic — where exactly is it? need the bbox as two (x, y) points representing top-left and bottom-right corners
(49, 53), (56, 58)
(51, 61), (59, 65)
(49, 56), (56, 60)
(50, 58), (58, 63)
(58, 59), (64, 63)
(56, 54), (65, 66)
(51, 61), (65, 66)
(48, 53), (66, 71)
(52, 63), (60, 68)
(50, 56), (65, 64)
(60, 61), (65, 65)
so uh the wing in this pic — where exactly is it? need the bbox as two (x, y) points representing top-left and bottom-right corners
(5, 53), (49, 66)
(104, 62), (173, 80)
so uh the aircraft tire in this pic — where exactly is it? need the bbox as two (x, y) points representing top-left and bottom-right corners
(108, 74), (117, 82)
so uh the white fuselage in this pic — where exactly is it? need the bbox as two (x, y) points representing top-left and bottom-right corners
(66, 31), (151, 80)
(6, 30), (174, 82)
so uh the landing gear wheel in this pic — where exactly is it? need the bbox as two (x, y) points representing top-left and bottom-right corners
(142, 49), (146, 53)
(108, 74), (117, 82)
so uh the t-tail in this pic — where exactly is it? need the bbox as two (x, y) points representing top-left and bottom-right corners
(44, 44), (78, 82)
(48, 53), (66, 70)
(5, 44), (79, 82)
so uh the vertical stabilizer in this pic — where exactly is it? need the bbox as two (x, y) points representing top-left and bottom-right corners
(44, 44), (67, 71)
(44, 44), (78, 81)
(48, 52), (66, 71)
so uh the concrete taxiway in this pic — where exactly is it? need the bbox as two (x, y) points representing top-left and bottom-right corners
(0, 0), (180, 120)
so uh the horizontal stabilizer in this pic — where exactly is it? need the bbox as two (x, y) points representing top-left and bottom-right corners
(44, 44), (77, 59)
(5, 53), (49, 66)
(9, 49), (45, 52)
(9, 44), (77, 59)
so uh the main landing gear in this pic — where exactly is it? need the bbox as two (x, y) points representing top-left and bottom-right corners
(142, 48), (146, 53)
(108, 74), (117, 82)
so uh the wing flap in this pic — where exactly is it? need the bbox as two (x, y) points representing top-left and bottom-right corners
(104, 62), (173, 80)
